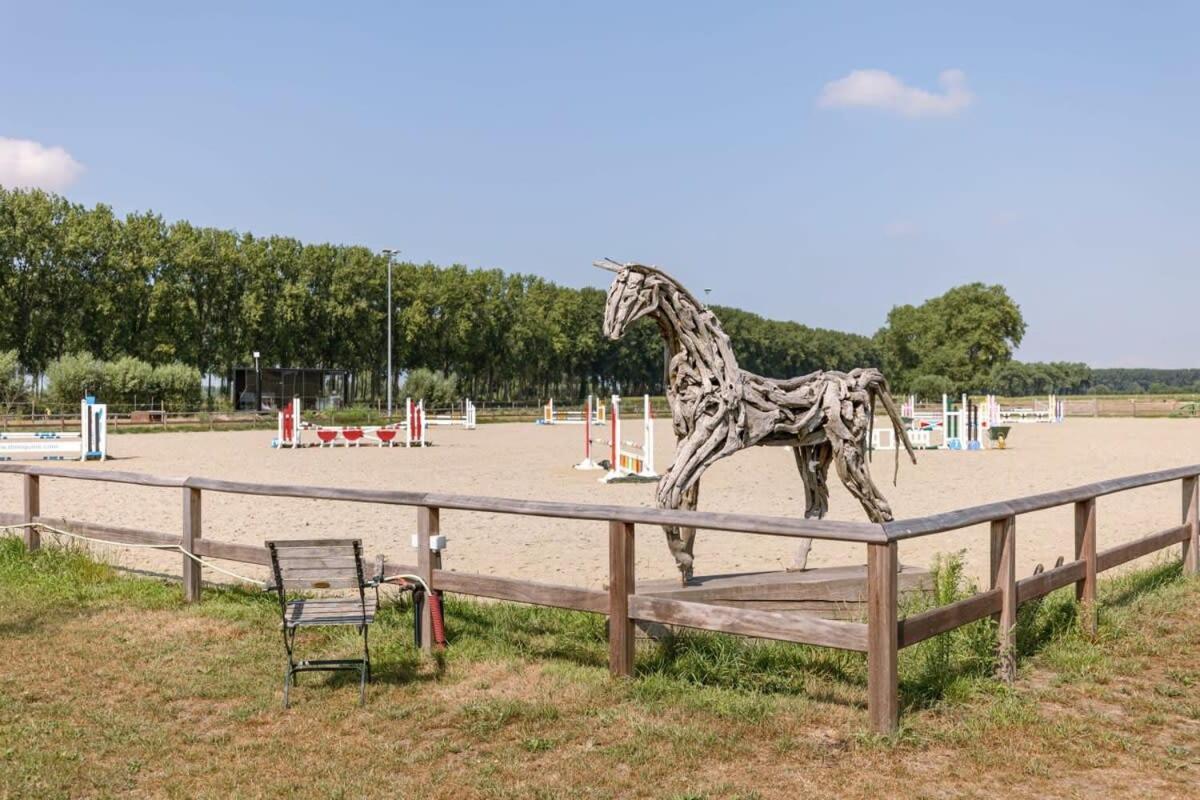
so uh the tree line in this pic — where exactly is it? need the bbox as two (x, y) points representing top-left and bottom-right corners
(3, 186), (1174, 408)
(0, 187), (883, 405)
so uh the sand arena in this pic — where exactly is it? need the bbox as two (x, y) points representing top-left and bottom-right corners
(3, 417), (1198, 589)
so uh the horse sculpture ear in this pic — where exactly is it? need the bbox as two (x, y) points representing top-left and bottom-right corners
(592, 258), (624, 273)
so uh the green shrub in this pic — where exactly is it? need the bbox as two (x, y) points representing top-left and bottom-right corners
(45, 354), (200, 410)
(400, 368), (460, 407)
(45, 352), (106, 409)
(150, 362), (202, 410)
(103, 356), (154, 404)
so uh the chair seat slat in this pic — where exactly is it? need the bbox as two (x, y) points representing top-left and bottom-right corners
(286, 597), (377, 627)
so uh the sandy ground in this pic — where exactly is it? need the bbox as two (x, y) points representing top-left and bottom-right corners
(2, 418), (1198, 591)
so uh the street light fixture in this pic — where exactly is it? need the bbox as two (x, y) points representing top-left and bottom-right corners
(381, 249), (400, 417)
(252, 351), (262, 411)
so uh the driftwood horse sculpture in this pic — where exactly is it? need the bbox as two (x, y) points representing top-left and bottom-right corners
(598, 259), (916, 583)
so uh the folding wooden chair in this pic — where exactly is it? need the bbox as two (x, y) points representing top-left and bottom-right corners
(266, 539), (379, 708)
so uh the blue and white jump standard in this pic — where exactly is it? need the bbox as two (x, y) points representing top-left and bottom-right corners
(0, 398), (107, 461)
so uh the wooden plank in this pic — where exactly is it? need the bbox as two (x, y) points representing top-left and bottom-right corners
(422, 493), (887, 543)
(264, 539), (363, 550)
(275, 556), (361, 570)
(1074, 498), (1097, 635)
(1016, 559), (1086, 605)
(628, 594), (868, 651)
(182, 487), (202, 603)
(23, 473), (39, 551)
(988, 518), (1004, 624)
(33, 515), (180, 548)
(632, 598), (886, 620)
(288, 597), (372, 609)
(0, 462), (187, 488)
(432, 569), (608, 613)
(885, 464), (1200, 540)
(0, 510), (23, 526)
(994, 517), (1017, 682)
(7, 461), (1200, 547)
(417, 506), (440, 652)
(192, 539), (269, 566)
(289, 597), (376, 609)
(608, 521), (636, 677)
(264, 545), (360, 558)
(898, 589), (1002, 648)
(867, 541), (899, 733)
(278, 565), (362, 579)
(281, 577), (362, 590)
(183, 475), (886, 542)
(286, 597), (376, 625)
(1096, 524), (1190, 573)
(1183, 477), (1199, 576)
(636, 564), (930, 604)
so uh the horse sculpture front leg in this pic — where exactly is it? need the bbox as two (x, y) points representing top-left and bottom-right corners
(661, 482), (700, 585)
(657, 415), (730, 584)
(790, 442), (832, 571)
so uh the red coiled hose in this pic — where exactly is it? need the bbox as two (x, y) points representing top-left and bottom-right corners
(428, 591), (447, 648)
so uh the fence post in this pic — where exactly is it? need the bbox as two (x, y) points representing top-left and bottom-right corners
(1074, 498), (1097, 635)
(992, 516), (1017, 682)
(608, 520), (635, 677)
(1183, 477), (1199, 576)
(417, 506), (441, 653)
(181, 487), (202, 602)
(22, 474), (40, 551)
(866, 540), (898, 734)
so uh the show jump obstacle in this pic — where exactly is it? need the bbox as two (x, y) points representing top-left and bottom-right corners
(575, 394), (657, 482)
(425, 399), (477, 430)
(0, 398), (107, 462)
(274, 397), (427, 448)
(539, 396), (606, 426)
(986, 394), (1064, 425)
(872, 393), (1065, 452)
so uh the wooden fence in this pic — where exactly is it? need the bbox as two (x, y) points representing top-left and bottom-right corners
(2, 461), (1197, 733)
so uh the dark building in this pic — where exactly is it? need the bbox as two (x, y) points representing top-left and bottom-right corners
(230, 367), (352, 411)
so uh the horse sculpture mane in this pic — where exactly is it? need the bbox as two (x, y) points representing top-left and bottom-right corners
(597, 259), (916, 583)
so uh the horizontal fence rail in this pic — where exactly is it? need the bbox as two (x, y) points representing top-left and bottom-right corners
(2, 461), (1199, 734)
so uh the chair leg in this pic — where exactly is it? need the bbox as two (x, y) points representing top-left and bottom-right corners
(364, 624), (371, 680)
(282, 626), (297, 709)
(360, 624), (371, 706)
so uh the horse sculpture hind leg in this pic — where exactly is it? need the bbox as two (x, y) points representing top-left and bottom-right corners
(830, 439), (894, 523)
(792, 442), (832, 570)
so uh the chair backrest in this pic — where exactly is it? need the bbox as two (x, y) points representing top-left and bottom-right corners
(266, 539), (366, 591)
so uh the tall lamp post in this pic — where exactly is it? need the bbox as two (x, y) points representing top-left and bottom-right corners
(381, 248), (400, 417)
(252, 351), (262, 411)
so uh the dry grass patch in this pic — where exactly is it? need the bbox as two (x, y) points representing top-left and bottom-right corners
(2, 539), (1200, 798)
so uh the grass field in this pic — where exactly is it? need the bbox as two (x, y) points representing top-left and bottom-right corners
(2, 538), (1199, 799)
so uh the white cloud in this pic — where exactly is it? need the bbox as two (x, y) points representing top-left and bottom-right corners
(0, 136), (84, 190)
(818, 69), (973, 117)
(884, 221), (917, 237)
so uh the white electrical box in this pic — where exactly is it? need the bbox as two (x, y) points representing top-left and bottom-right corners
(411, 533), (447, 551)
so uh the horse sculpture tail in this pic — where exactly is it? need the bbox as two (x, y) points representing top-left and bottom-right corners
(859, 370), (917, 483)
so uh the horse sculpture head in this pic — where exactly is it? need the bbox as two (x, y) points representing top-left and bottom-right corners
(596, 259), (661, 341)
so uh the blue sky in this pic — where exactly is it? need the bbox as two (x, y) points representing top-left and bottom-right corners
(4, 2), (1197, 366)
